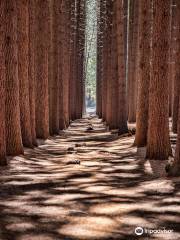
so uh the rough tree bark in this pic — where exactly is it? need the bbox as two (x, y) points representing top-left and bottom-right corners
(101, 0), (108, 121)
(105, 0), (113, 126)
(146, 0), (171, 160)
(0, 0), (7, 165)
(134, 0), (151, 147)
(17, 0), (33, 148)
(48, 0), (61, 134)
(35, 0), (49, 139)
(69, 0), (77, 121)
(172, 1), (179, 133)
(4, 0), (24, 155)
(61, 0), (70, 127)
(116, 0), (128, 134)
(96, 0), (102, 118)
(127, 0), (139, 123)
(74, 0), (85, 120)
(29, 0), (37, 146)
(167, 1), (180, 175)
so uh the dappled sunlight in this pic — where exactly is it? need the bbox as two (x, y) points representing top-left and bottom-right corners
(0, 117), (180, 239)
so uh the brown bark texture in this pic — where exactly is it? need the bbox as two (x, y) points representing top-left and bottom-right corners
(4, 0), (24, 156)
(146, 0), (171, 160)
(28, 0), (37, 146)
(127, 0), (139, 123)
(116, 0), (128, 134)
(172, 1), (179, 133)
(17, 0), (33, 147)
(0, 0), (7, 165)
(134, 0), (151, 147)
(35, 0), (49, 139)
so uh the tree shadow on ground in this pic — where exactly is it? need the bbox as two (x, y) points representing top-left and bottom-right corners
(0, 117), (180, 240)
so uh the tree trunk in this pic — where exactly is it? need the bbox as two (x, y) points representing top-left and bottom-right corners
(172, 1), (179, 133)
(105, 0), (113, 126)
(123, 0), (128, 81)
(4, 0), (24, 155)
(17, 0), (33, 148)
(134, 0), (151, 147)
(146, 0), (171, 160)
(127, 0), (139, 123)
(29, 0), (37, 146)
(48, 0), (60, 135)
(96, 0), (102, 118)
(101, 0), (108, 121)
(116, 0), (128, 134)
(69, 0), (76, 121)
(168, 0), (177, 118)
(0, 0), (7, 165)
(35, 0), (49, 139)
(61, 0), (70, 127)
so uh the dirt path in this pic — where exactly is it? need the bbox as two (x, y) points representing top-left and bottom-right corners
(0, 117), (180, 240)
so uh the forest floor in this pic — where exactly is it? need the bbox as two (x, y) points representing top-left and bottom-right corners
(0, 117), (180, 240)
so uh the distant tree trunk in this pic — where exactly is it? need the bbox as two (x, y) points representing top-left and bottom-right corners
(75, 0), (85, 119)
(79, 0), (85, 118)
(127, 0), (139, 123)
(29, 0), (37, 146)
(105, 0), (113, 126)
(123, 0), (128, 80)
(134, 0), (151, 147)
(35, 0), (49, 139)
(109, 0), (118, 129)
(0, 0), (7, 165)
(69, 0), (76, 121)
(172, 1), (179, 133)
(116, 0), (128, 133)
(164, 0), (180, 176)
(169, 0), (177, 118)
(146, 0), (171, 160)
(48, 0), (60, 135)
(17, 0), (33, 148)
(61, 0), (70, 127)
(4, 0), (24, 155)
(58, 0), (66, 129)
(168, 1), (173, 118)
(101, 0), (108, 121)
(96, 0), (102, 118)
(173, 103), (180, 175)
(168, 102), (180, 176)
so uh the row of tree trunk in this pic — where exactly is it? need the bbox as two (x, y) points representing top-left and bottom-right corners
(0, 0), (85, 166)
(96, 0), (180, 173)
(97, 0), (128, 134)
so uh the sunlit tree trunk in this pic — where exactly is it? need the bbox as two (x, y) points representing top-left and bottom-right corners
(146, 0), (171, 160)
(5, 0), (24, 155)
